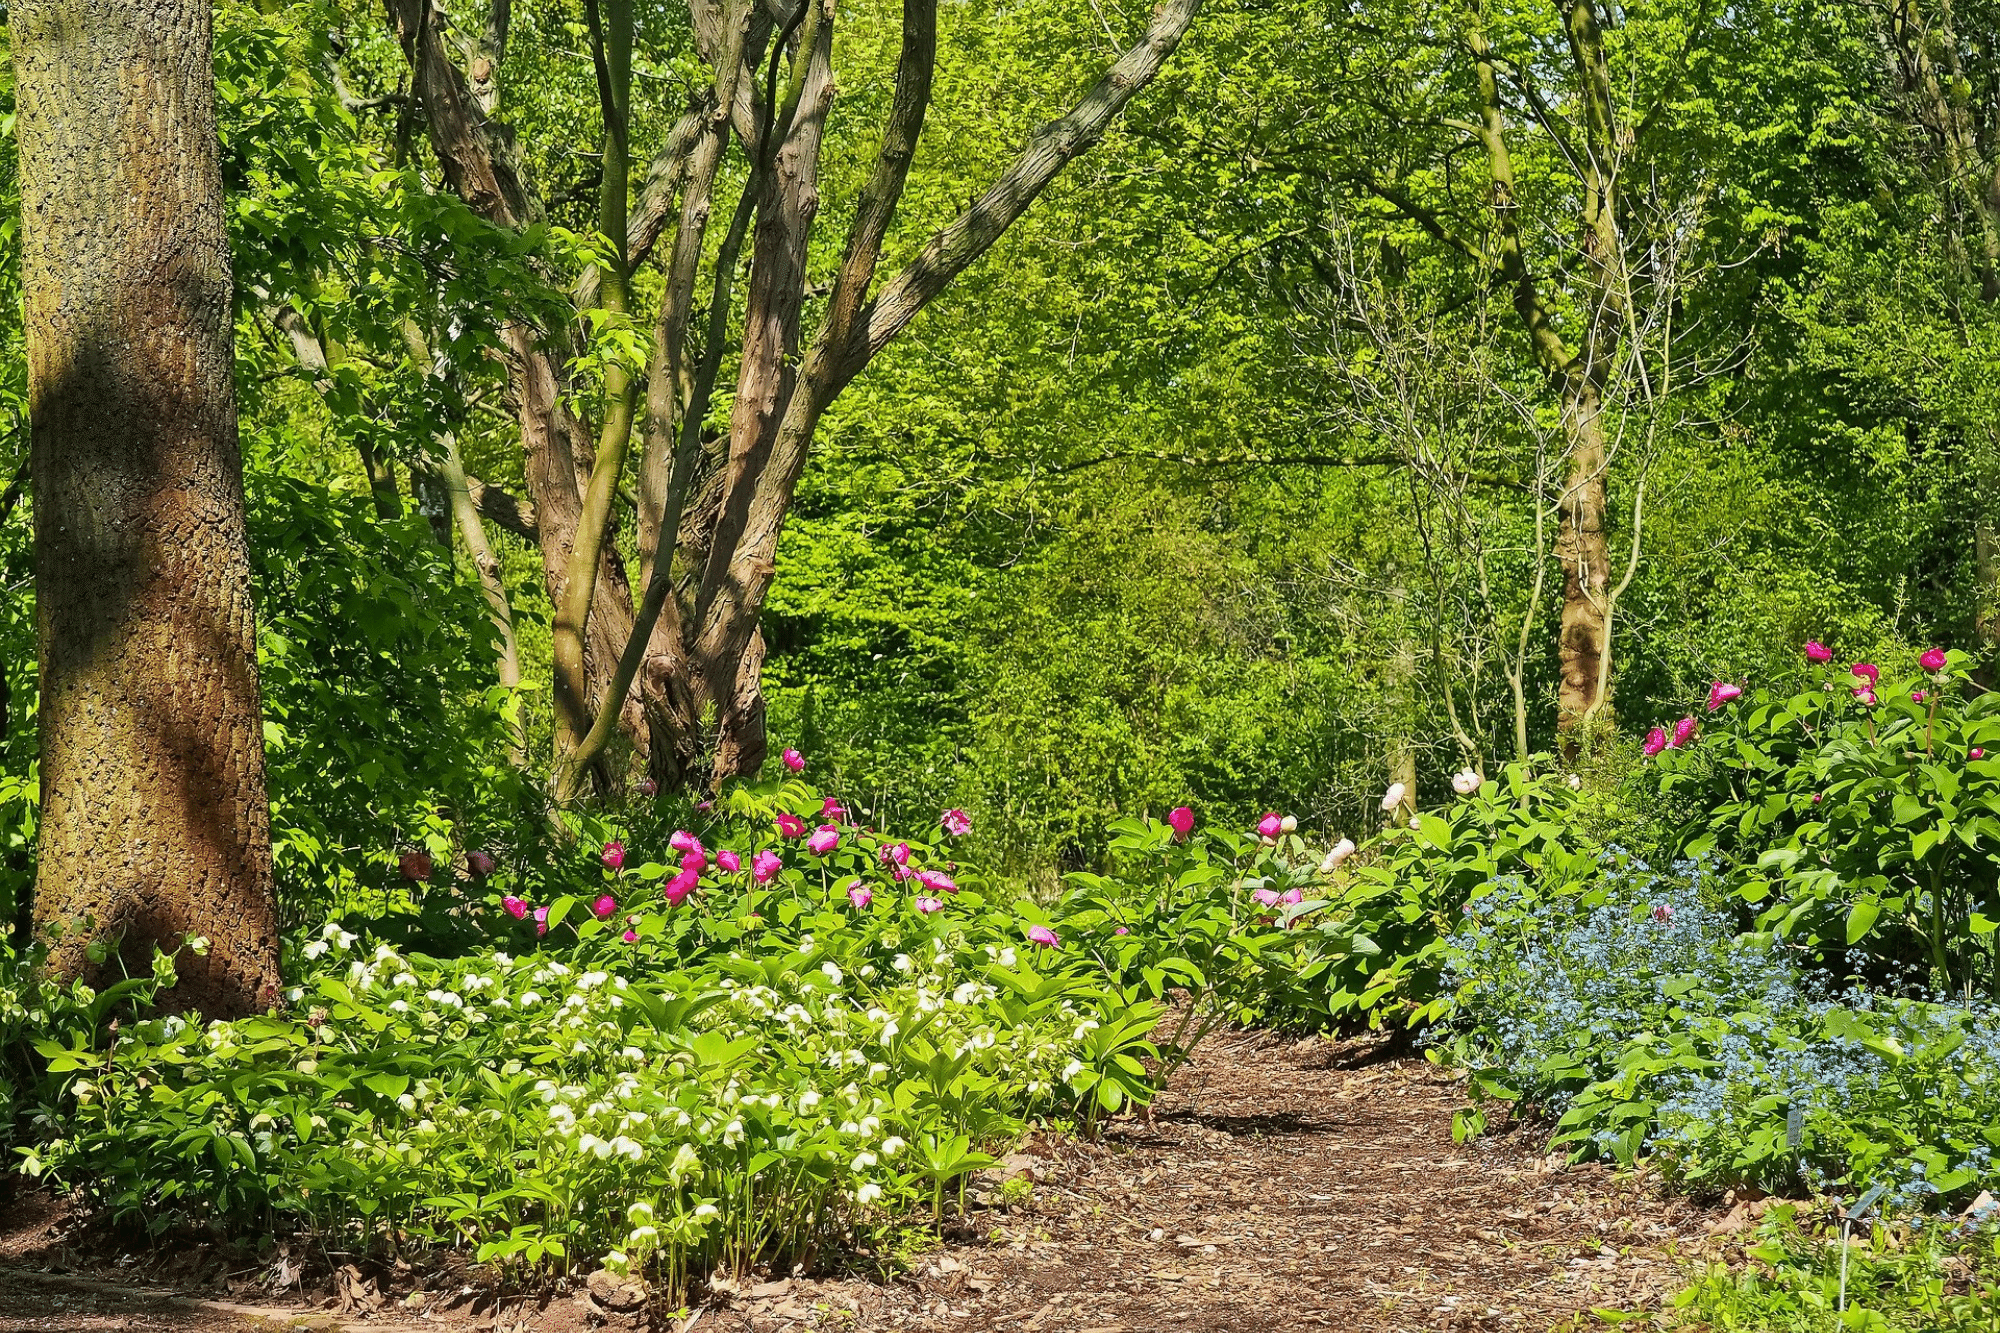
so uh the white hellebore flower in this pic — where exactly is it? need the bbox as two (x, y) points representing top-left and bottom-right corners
(1380, 782), (1407, 812)
(1451, 767), (1482, 795)
(821, 961), (844, 986)
(855, 1182), (883, 1205)
(1567, 773), (1583, 790)
(1279, 815), (1298, 834)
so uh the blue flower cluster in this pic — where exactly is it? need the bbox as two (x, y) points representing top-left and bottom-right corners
(1445, 856), (2000, 1212)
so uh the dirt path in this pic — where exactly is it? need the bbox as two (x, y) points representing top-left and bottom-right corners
(0, 1031), (1724, 1333)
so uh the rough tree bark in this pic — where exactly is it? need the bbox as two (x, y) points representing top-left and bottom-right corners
(14, 0), (282, 1015)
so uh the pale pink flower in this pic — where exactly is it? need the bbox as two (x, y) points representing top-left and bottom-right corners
(782, 747), (805, 772)
(1651, 903), (1674, 924)
(1279, 887), (1303, 906)
(1252, 888), (1281, 908)
(1167, 806), (1195, 840)
(752, 850), (783, 884)
(878, 842), (912, 867)
(847, 882), (872, 910)
(913, 895), (945, 915)
(1025, 925), (1060, 948)
(916, 869), (958, 895)
(807, 825), (842, 855)
(533, 906), (549, 936)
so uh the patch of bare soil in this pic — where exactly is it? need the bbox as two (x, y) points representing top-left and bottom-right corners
(0, 1029), (1732, 1333)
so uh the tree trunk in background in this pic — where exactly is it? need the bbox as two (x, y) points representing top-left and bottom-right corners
(1556, 378), (1611, 727)
(14, 0), (282, 1016)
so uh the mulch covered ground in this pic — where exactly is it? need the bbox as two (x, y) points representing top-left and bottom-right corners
(0, 1029), (1739, 1332)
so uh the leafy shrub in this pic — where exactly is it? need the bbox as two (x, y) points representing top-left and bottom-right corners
(1650, 648), (2000, 992)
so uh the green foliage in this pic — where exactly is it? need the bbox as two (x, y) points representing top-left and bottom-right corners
(1653, 652), (2000, 991)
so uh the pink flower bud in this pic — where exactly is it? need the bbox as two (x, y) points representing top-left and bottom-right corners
(878, 841), (911, 867)
(1922, 647), (1948, 672)
(1256, 813), (1284, 838)
(1642, 726), (1668, 757)
(669, 829), (702, 855)
(821, 797), (848, 820)
(502, 895), (528, 920)
(533, 906), (549, 936)
(681, 849), (707, 874)
(1913, 690), (1927, 703)
(752, 849), (783, 884)
(913, 895), (945, 915)
(1167, 806), (1195, 840)
(622, 929), (638, 943)
(1805, 640), (1833, 663)
(601, 840), (626, 870)
(637, 778), (658, 797)
(664, 868), (699, 904)
(1670, 717), (1699, 748)
(717, 849), (742, 873)
(782, 747), (805, 772)
(1706, 682), (1743, 711)
(808, 826), (842, 855)
(1114, 925), (1130, 936)
(1026, 925), (1060, 948)
(1975, 748), (1988, 761)
(847, 882), (872, 909)
(593, 894), (617, 919)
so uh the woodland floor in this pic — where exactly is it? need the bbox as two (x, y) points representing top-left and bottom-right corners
(0, 1030), (1754, 1333)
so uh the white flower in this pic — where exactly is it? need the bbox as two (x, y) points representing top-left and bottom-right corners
(520, 991), (542, 1007)
(998, 948), (1016, 968)
(852, 1152), (878, 1170)
(669, 1143), (700, 1179)
(609, 1136), (644, 1161)
(892, 953), (913, 973)
(397, 1093), (418, 1113)
(722, 1119), (744, 1146)
(1380, 782), (1406, 812)
(302, 940), (329, 960)
(1409, 817), (1422, 830)
(493, 952), (513, 967)
(626, 1225), (658, 1246)
(1451, 767), (1483, 795)
(880, 1136), (906, 1157)
(1062, 1058), (1085, 1082)
(1567, 772), (1583, 790)
(855, 1182), (883, 1205)
(579, 1133), (612, 1159)
(1279, 815), (1298, 834)
(692, 1203), (719, 1220)
(1318, 837), (1357, 873)
(821, 961), (844, 986)
(800, 1090), (822, 1113)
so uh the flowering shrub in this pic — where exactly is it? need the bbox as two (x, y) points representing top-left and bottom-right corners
(1649, 647), (2000, 992)
(20, 772), (1193, 1290)
(1446, 860), (2000, 1210)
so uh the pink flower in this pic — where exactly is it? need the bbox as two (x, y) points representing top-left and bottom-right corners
(664, 868), (699, 904)
(1852, 662), (1880, 684)
(502, 895), (528, 920)
(1279, 887), (1303, 906)
(622, 929), (639, 943)
(1642, 726), (1668, 757)
(1252, 888), (1281, 908)
(1256, 813), (1284, 838)
(593, 894), (617, 919)
(782, 747), (805, 772)
(1854, 687), (1878, 706)
(670, 829), (703, 855)
(821, 797), (848, 820)
(399, 851), (433, 882)
(1913, 690), (1928, 703)
(847, 882), (872, 909)
(752, 849), (783, 884)
(681, 849), (707, 874)
(916, 869), (959, 895)
(913, 895), (945, 915)
(807, 825), (842, 855)
(1669, 717), (1699, 749)
(533, 906), (549, 936)
(775, 813), (806, 839)
(1167, 806), (1195, 840)
(891, 865), (915, 883)
(1706, 682), (1743, 711)
(1975, 748), (1988, 761)
(717, 849), (741, 873)
(1114, 925), (1130, 936)
(940, 808), (973, 838)
(1026, 924), (1060, 948)
(1651, 903), (1674, 924)
(1805, 641), (1833, 663)
(878, 842), (912, 867)
(466, 850), (497, 877)
(637, 778), (658, 797)
(1922, 647), (1949, 673)
(601, 840), (626, 871)
(1812, 793), (1823, 804)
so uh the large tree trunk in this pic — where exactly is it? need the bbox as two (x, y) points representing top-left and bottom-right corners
(1556, 377), (1611, 728)
(14, 0), (281, 1016)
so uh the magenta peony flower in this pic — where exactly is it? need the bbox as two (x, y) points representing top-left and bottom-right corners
(913, 895), (945, 915)
(821, 797), (848, 820)
(593, 894), (617, 919)
(680, 849), (707, 874)
(847, 881), (872, 910)
(1854, 687), (1878, 706)
(1256, 813), (1284, 838)
(601, 840), (625, 871)
(878, 841), (912, 867)
(916, 869), (959, 895)
(1252, 887), (1281, 907)
(1975, 748), (1988, 761)
(1026, 924), (1060, 948)
(1913, 690), (1927, 703)
(1643, 726), (1668, 757)
(399, 851), (433, 882)
(622, 928), (639, 943)
(717, 849), (742, 873)
(1670, 716), (1699, 748)
(782, 747), (805, 772)
(1167, 806), (1195, 840)
(533, 905), (549, 936)
(664, 868), (699, 905)
(807, 825), (841, 855)
(1706, 682), (1743, 711)
(752, 849), (783, 884)
(502, 895), (529, 920)
(467, 850), (497, 877)
(940, 808), (973, 838)
(1922, 647), (1949, 673)
(670, 829), (702, 855)
(775, 813), (806, 839)
(1805, 640), (1833, 663)
(1852, 662), (1880, 684)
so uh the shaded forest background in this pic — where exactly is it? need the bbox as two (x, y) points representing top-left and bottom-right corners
(0, 0), (1992, 893)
